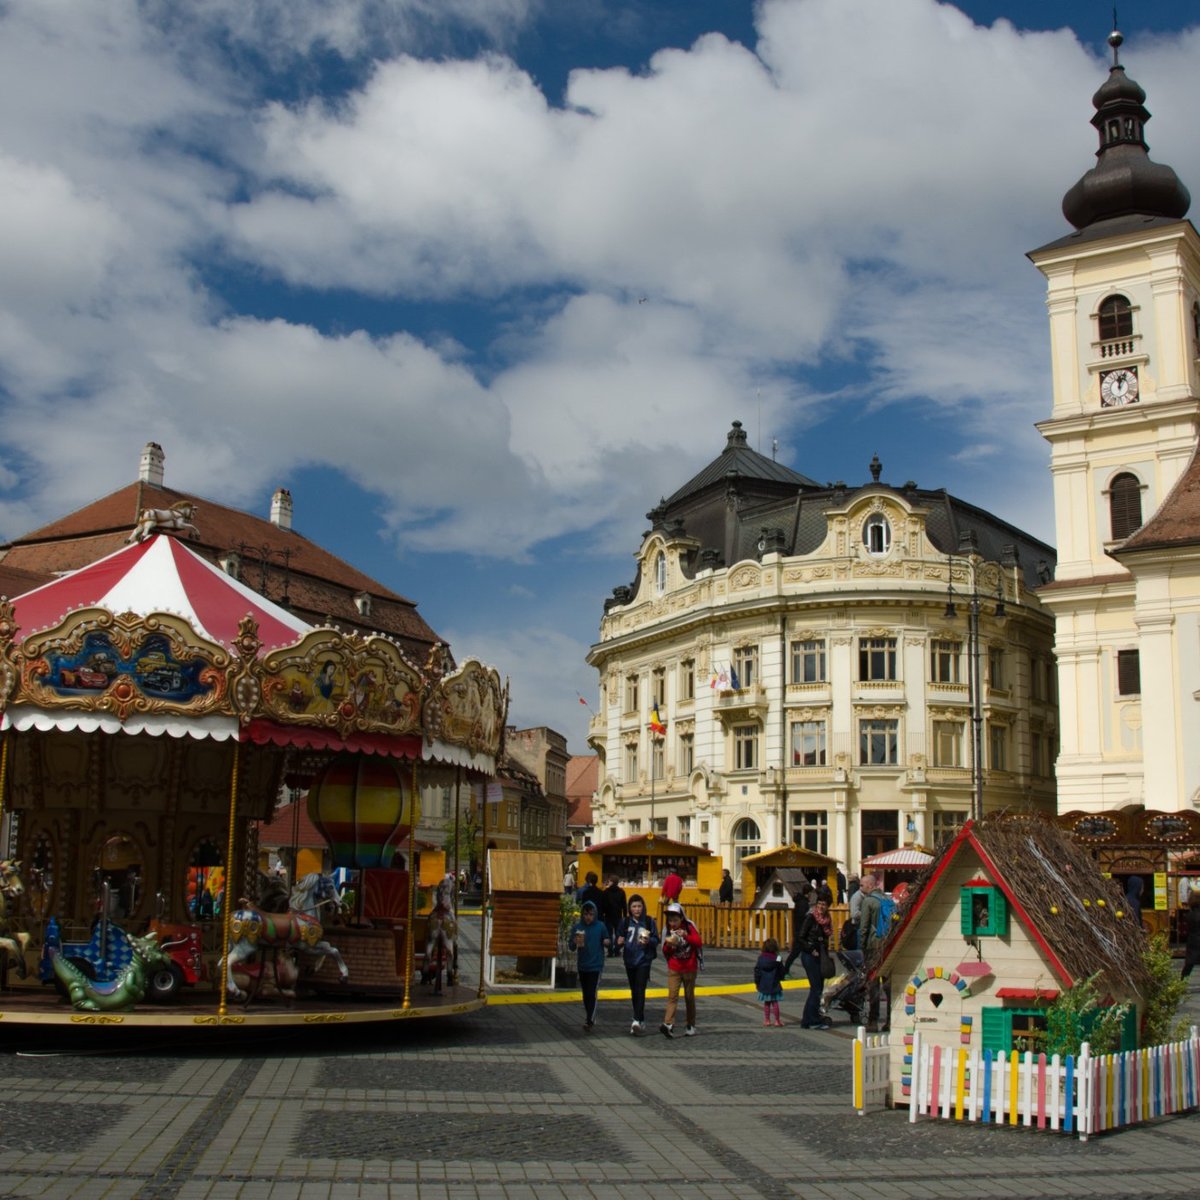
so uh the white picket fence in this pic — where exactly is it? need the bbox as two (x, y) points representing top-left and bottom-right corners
(853, 1025), (1200, 1140)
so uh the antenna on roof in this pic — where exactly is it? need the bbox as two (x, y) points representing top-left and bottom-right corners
(772, 437), (778, 462)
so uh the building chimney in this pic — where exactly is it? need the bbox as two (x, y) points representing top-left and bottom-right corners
(139, 442), (165, 487)
(270, 487), (293, 531)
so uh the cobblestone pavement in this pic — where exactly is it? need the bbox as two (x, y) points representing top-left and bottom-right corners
(0, 944), (1198, 1200)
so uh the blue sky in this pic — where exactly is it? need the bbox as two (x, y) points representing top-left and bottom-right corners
(0, 1), (1196, 754)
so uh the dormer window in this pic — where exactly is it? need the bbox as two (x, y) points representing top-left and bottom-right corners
(354, 592), (372, 617)
(654, 551), (666, 595)
(218, 551), (241, 580)
(1098, 294), (1133, 341)
(863, 514), (891, 556)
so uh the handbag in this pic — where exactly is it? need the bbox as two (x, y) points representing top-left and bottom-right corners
(819, 947), (836, 979)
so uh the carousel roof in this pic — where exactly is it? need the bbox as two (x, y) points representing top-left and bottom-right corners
(9, 534), (310, 652)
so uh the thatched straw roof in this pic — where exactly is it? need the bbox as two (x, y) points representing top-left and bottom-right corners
(877, 814), (1149, 995)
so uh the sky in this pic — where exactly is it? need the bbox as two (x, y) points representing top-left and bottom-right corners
(0, 0), (1197, 755)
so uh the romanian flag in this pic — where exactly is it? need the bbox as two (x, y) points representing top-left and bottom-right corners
(649, 704), (667, 735)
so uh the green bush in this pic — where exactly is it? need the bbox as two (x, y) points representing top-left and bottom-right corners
(1141, 931), (1189, 1047)
(1044, 973), (1127, 1058)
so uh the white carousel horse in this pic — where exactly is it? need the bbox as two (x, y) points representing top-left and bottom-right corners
(422, 874), (458, 994)
(127, 501), (200, 543)
(223, 872), (349, 1002)
(0, 860), (30, 979)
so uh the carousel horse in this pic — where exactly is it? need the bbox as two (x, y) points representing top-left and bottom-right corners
(0, 860), (30, 979)
(422, 874), (458, 994)
(223, 872), (349, 1002)
(126, 500), (199, 543)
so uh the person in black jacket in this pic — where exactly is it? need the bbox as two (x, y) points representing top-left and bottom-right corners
(617, 893), (659, 1033)
(796, 895), (833, 1030)
(782, 881), (813, 976)
(1182, 894), (1200, 979)
(601, 876), (627, 957)
(575, 871), (604, 913)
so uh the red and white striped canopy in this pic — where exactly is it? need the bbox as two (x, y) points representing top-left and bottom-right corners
(10, 534), (310, 652)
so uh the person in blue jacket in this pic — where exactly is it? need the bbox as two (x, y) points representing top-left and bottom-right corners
(569, 900), (610, 1030)
(617, 893), (659, 1035)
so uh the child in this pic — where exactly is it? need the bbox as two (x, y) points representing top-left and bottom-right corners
(754, 936), (786, 1027)
(569, 900), (610, 1030)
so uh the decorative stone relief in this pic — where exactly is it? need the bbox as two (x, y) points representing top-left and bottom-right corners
(729, 565), (760, 590)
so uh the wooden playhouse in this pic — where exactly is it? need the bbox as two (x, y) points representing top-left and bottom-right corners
(874, 816), (1149, 1106)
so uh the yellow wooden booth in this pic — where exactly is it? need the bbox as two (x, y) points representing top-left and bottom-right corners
(739, 844), (839, 906)
(575, 834), (720, 910)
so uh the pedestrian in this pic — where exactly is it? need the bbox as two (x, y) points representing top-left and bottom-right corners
(836, 868), (847, 905)
(661, 863), (684, 904)
(576, 871), (604, 911)
(797, 895), (833, 1030)
(1181, 893), (1200, 980)
(618, 893), (659, 1034)
(754, 936), (786, 1027)
(563, 864), (576, 895)
(782, 880), (812, 975)
(659, 902), (702, 1038)
(601, 875), (627, 957)
(569, 900), (609, 1030)
(718, 868), (734, 907)
(857, 874), (886, 1030)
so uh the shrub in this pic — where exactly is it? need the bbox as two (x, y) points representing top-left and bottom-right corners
(1044, 973), (1127, 1058)
(1140, 931), (1189, 1047)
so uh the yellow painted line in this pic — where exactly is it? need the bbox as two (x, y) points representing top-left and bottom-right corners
(487, 979), (810, 1005)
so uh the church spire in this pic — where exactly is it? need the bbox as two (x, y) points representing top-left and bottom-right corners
(1060, 24), (1190, 231)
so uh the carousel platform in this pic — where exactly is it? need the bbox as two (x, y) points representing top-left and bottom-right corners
(0, 978), (485, 1031)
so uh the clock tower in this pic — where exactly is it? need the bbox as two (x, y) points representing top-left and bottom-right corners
(1030, 28), (1200, 812)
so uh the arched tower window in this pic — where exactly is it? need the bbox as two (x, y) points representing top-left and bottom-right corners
(1109, 473), (1143, 540)
(863, 513), (891, 556)
(654, 551), (667, 594)
(1098, 294), (1133, 341)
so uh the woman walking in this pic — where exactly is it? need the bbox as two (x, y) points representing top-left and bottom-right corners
(796, 895), (833, 1030)
(618, 893), (659, 1034)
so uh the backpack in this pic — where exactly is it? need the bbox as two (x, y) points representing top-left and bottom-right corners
(875, 894), (897, 940)
(839, 917), (858, 951)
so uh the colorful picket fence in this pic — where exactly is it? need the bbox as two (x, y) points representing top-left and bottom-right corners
(853, 1025), (1200, 1140)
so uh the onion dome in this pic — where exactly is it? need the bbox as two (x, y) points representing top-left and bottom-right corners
(1061, 28), (1190, 230)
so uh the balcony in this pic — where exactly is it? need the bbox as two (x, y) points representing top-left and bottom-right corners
(713, 684), (769, 726)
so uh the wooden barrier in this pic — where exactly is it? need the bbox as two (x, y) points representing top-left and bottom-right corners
(686, 902), (849, 951)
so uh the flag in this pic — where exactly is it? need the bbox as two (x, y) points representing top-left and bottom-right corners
(576, 693), (590, 707)
(709, 669), (719, 689)
(649, 704), (667, 735)
(730, 666), (741, 690)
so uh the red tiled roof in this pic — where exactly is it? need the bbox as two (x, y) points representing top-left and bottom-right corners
(1116, 447), (1200, 554)
(259, 799), (327, 849)
(0, 481), (442, 660)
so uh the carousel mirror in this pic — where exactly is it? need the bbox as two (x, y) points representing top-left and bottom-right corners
(28, 831), (54, 920)
(186, 837), (225, 921)
(96, 833), (142, 919)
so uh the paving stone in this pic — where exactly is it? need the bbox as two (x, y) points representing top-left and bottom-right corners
(314, 1060), (562, 1095)
(0, 1099), (130, 1153)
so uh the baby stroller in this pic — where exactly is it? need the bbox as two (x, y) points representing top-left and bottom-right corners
(821, 949), (868, 1027)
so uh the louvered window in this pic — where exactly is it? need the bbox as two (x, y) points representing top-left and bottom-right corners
(1109, 473), (1142, 540)
(1117, 649), (1141, 696)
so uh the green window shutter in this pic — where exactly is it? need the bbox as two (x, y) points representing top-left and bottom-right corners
(981, 1006), (1011, 1053)
(960, 889), (974, 936)
(990, 890), (1008, 937)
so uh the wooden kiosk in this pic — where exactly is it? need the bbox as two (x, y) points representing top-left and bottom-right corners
(739, 845), (839, 906)
(575, 834), (720, 909)
(484, 849), (561, 988)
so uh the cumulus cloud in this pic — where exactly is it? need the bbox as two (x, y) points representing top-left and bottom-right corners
(0, 0), (1195, 571)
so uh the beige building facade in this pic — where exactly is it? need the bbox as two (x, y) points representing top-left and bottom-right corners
(1031, 36), (1200, 813)
(586, 426), (1057, 875)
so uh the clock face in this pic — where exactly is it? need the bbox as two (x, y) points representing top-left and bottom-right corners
(1100, 367), (1139, 407)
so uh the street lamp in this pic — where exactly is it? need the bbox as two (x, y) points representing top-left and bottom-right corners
(943, 531), (1007, 823)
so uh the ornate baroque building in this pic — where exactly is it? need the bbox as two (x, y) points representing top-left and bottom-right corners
(586, 425), (1058, 874)
(1031, 31), (1200, 813)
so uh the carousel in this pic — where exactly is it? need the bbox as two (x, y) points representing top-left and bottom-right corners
(0, 518), (507, 1029)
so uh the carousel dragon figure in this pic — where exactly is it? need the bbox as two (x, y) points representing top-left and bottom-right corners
(50, 929), (172, 1011)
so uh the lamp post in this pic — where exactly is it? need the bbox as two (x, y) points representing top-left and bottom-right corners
(943, 531), (1007, 823)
